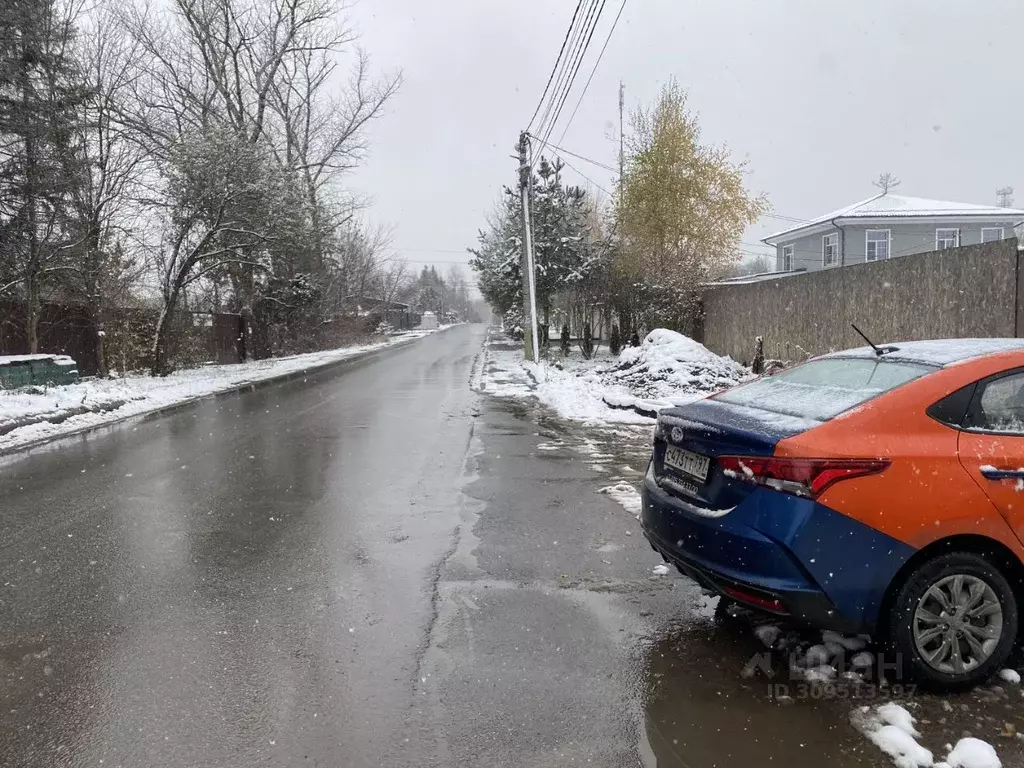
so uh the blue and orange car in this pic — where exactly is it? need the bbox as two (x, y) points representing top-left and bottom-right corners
(642, 338), (1024, 690)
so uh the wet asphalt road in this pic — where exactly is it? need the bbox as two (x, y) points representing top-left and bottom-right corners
(2, 324), (906, 767)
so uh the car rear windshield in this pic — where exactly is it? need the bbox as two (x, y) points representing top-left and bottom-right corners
(714, 358), (935, 422)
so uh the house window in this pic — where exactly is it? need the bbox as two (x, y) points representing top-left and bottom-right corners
(981, 227), (1005, 243)
(782, 244), (794, 271)
(935, 228), (960, 250)
(822, 233), (839, 267)
(865, 230), (890, 261)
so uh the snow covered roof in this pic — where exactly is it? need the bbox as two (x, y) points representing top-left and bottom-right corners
(705, 268), (806, 286)
(824, 338), (1024, 367)
(0, 354), (76, 365)
(764, 193), (1024, 244)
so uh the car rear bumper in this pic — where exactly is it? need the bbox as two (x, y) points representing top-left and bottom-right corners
(640, 463), (915, 634)
(642, 510), (860, 632)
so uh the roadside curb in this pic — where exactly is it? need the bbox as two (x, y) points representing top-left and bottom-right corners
(0, 328), (452, 458)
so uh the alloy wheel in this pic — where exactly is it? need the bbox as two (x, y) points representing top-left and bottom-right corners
(912, 573), (1003, 675)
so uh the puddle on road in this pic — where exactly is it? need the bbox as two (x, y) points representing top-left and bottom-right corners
(641, 610), (879, 767)
(641, 607), (1024, 768)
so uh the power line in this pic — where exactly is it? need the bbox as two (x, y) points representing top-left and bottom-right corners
(533, 0), (596, 148)
(557, 0), (627, 145)
(526, 0), (586, 132)
(540, 0), (608, 155)
(534, 0), (599, 143)
(526, 133), (616, 173)
(393, 248), (468, 254)
(762, 212), (809, 223)
(532, 2), (593, 142)
(550, 151), (613, 197)
(533, 0), (606, 169)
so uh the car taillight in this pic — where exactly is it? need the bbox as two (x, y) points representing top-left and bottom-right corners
(717, 456), (890, 499)
(720, 584), (788, 614)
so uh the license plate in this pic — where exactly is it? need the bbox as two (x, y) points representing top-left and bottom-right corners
(664, 446), (710, 482)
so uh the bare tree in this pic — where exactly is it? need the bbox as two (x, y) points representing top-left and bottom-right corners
(733, 255), (773, 277)
(443, 264), (471, 321)
(63, 5), (149, 373)
(270, 43), (400, 270)
(338, 220), (391, 303)
(872, 172), (901, 193)
(376, 257), (410, 309)
(114, 0), (400, 369)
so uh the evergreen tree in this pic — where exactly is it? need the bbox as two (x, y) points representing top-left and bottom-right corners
(0, 0), (89, 351)
(469, 154), (596, 325)
(579, 322), (594, 359)
(609, 324), (621, 356)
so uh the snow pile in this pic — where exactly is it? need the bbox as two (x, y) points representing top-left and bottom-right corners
(0, 331), (439, 452)
(602, 329), (749, 403)
(997, 668), (1020, 684)
(781, 627), (871, 682)
(479, 329), (750, 425)
(598, 481), (642, 518)
(530, 362), (655, 425)
(853, 703), (1003, 768)
(852, 703), (933, 768)
(478, 336), (654, 425)
(943, 738), (1001, 768)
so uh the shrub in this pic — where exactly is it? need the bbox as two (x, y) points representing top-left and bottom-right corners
(580, 322), (594, 359)
(609, 324), (621, 356)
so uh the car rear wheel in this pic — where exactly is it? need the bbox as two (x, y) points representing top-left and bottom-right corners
(888, 553), (1018, 692)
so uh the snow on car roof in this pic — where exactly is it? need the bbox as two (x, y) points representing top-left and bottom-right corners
(823, 338), (1024, 366)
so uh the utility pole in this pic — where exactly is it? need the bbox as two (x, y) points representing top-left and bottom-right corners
(997, 186), (1014, 208)
(618, 81), (625, 198)
(518, 131), (540, 363)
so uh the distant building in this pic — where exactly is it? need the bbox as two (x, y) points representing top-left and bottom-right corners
(340, 295), (414, 330)
(340, 295), (410, 316)
(764, 193), (1024, 273)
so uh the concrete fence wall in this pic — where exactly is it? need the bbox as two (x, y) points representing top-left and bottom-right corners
(701, 239), (1023, 365)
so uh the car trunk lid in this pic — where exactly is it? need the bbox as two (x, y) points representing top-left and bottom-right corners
(654, 399), (823, 510)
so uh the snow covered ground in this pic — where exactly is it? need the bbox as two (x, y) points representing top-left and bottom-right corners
(0, 329), (440, 453)
(478, 328), (749, 425)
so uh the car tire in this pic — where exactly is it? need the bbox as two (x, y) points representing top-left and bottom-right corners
(888, 552), (1018, 693)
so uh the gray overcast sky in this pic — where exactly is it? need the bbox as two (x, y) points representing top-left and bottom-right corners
(348, 0), (1024, 281)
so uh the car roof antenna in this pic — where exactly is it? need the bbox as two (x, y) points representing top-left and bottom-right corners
(850, 323), (885, 356)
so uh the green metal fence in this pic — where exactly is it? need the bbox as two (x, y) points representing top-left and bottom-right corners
(0, 355), (79, 389)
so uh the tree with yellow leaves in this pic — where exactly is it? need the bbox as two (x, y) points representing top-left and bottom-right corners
(616, 79), (768, 333)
